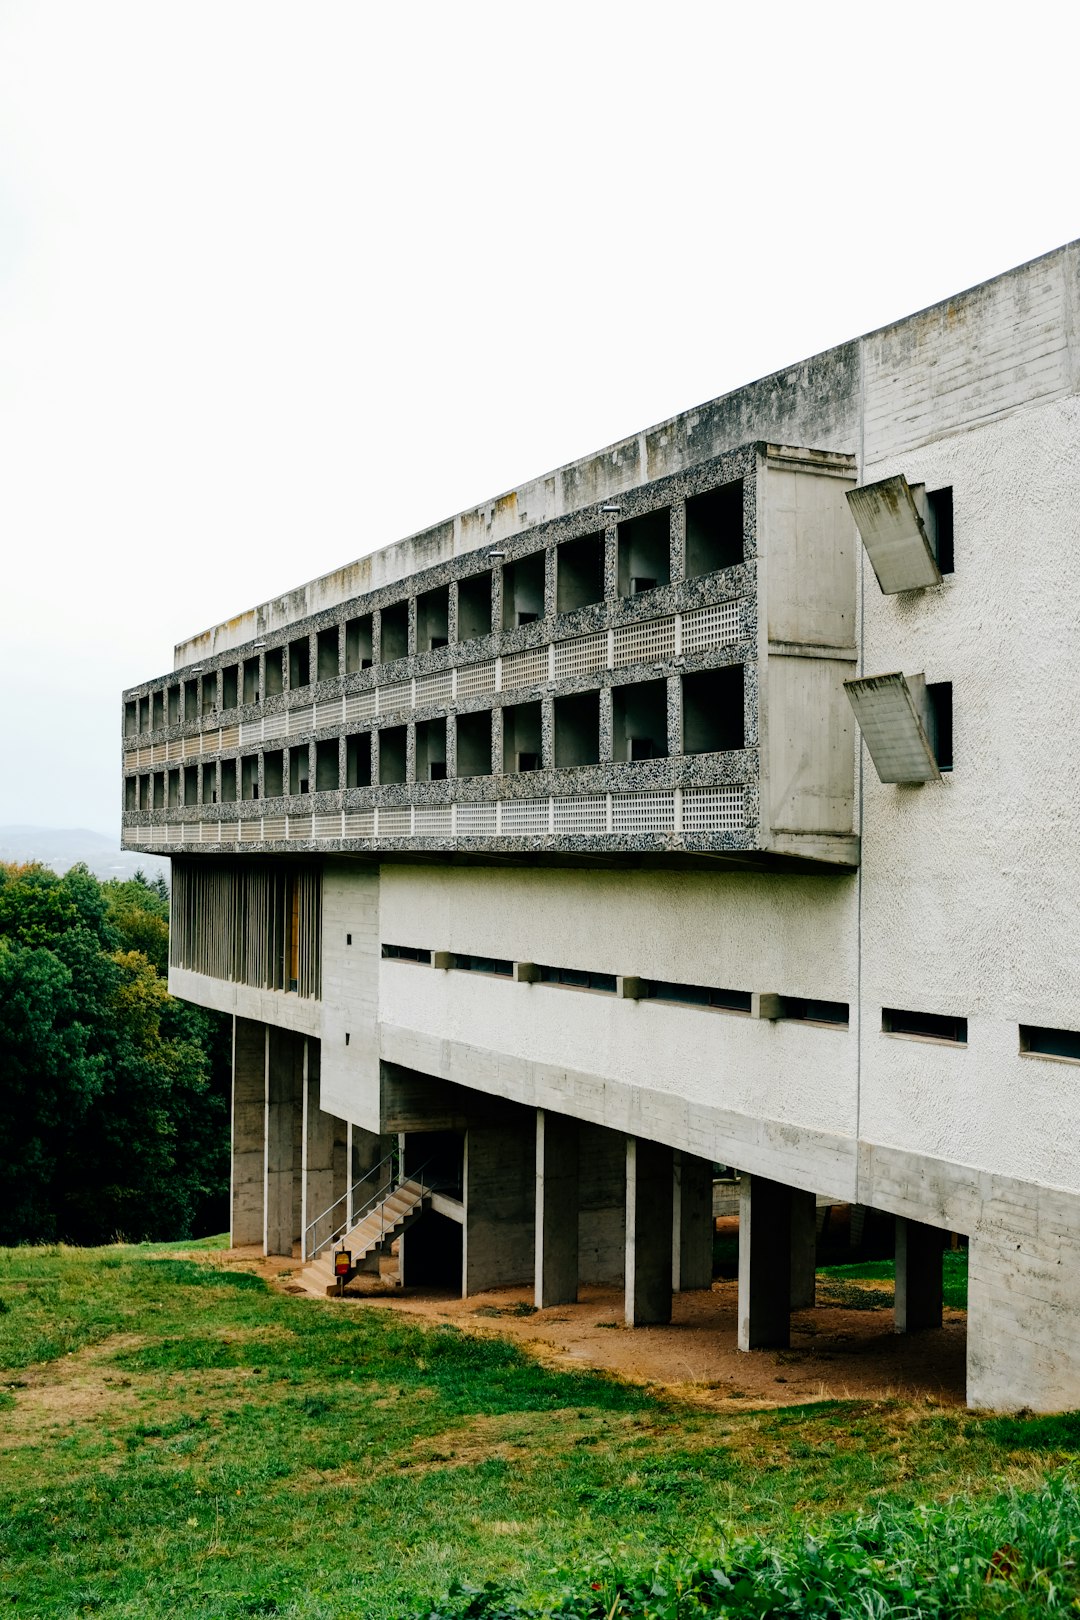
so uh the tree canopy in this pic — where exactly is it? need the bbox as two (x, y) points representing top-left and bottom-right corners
(0, 862), (229, 1244)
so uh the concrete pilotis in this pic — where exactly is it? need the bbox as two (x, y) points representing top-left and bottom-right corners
(738, 1174), (792, 1350)
(300, 1044), (348, 1261)
(789, 1188), (818, 1310)
(625, 1137), (673, 1326)
(894, 1217), (945, 1333)
(230, 1017), (266, 1247)
(265, 1027), (304, 1256)
(578, 1123), (626, 1285)
(673, 1150), (714, 1292)
(535, 1109), (579, 1307)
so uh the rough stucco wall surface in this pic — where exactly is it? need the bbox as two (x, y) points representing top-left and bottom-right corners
(859, 395), (1080, 1191)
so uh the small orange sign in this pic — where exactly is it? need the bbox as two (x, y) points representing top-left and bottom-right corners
(334, 1250), (352, 1276)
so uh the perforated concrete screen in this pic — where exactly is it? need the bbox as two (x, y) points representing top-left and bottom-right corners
(843, 672), (940, 783)
(846, 475), (942, 593)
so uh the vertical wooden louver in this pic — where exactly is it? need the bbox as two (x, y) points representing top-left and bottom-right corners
(170, 859), (321, 999)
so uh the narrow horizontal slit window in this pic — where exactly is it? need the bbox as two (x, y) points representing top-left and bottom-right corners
(1020, 1024), (1080, 1062)
(449, 953), (513, 977)
(777, 996), (849, 1026)
(883, 1007), (967, 1043)
(641, 979), (751, 1013)
(538, 965), (617, 994)
(381, 944), (432, 964)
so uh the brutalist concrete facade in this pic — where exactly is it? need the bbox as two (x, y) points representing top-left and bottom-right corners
(123, 240), (1080, 1411)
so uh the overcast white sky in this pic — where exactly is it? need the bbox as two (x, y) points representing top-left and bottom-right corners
(0, 1), (1075, 836)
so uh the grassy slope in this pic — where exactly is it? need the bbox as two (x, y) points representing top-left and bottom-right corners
(0, 1245), (1075, 1619)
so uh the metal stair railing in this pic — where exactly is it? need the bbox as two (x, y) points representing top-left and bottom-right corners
(303, 1154), (440, 1263)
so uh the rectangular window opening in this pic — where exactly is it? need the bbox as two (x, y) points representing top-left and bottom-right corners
(685, 480), (744, 577)
(502, 700), (543, 774)
(926, 681), (953, 771)
(152, 689), (165, 729)
(502, 551), (547, 631)
(417, 586), (450, 652)
(264, 651), (284, 699)
(221, 665), (238, 711)
(124, 776), (137, 812)
(456, 709), (492, 777)
(883, 1007), (967, 1044)
(613, 677), (668, 763)
(288, 744), (310, 796)
(449, 953), (513, 977)
(457, 571), (493, 642)
(243, 656), (261, 705)
(124, 700), (137, 738)
(682, 665), (745, 753)
(381, 944), (432, 964)
(556, 531), (605, 614)
(345, 614), (374, 672)
(775, 996), (849, 1026)
(263, 749), (284, 798)
(317, 627), (340, 682)
(315, 738), (339, 792)
(642, 979), (751, 1013)
(220, 759), (237, 803)
(554, 689), (601, 768)
(241, 755), (259, 801)
(617, 507), (671, 596)
(346, 733), (371, 789)
(380, 601), (409, 663)
(378, 725), (407, 785)
(1020, 1024), (1080, 1062)
(415, 718), (447, 782)
(538, 964), (617, 994)
(288, 637), (310, 690)
(182, 679), (197, 721)
(200, 673), (217, 717)
(927, 487), (954, 574)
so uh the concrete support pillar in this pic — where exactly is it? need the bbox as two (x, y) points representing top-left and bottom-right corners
(738, 1174), (792, 1350)
(265, 1027), (303, 1256)
(230, 1017), (266, 1247)
(625, 1137), (673, 1326)
(895, 1217), (945, 1334)
(300, 1042), (348, 1261)
(578, 1122), (626, 1285)
(790, 1188), (818, 1310)
(463, 1116), (535, 1295)
(672, 1150), (714, 1292)
(535, 1110), (579, 1307)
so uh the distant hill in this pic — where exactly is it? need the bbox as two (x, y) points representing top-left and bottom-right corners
(0, 826), (169, 884)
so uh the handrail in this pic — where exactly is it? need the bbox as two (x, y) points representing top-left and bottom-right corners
(302, 1153), (441, 1263)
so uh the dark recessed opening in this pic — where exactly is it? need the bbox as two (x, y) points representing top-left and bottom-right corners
(124, 700), (137, 738)
(928, 486), (954, 574)
(642, 979), (751, 1013)
(554, 689), (601, 768)
(182, 766), (197, 807)
(288, 744), (309, 796)
(682, 665), (745, 753)
(613, 677), (668, 763)
(241, 756), (259, 801)
(138, 774), (150, 810)
(152, 689), (165, 728)
(222, 665), (238, 711)
(345, 614), (374, 672)
(139, 695), (151, 732)
(379, 725), (408, 784)
(183, 679), (197, 720)
(124, 776), (137, 811)
(502, 700), (543, 773)
(927, 681), (953, 771)
(166, 768), (179, 807)
(417, 587), (450, 652)
(317, 627), (339, 682)
(538, 964), (616, 993)
(264, 651), (283, 699)
(557, 531), (605, 613)
(315, 738), (339, 791)
(243, 657), (260, 705)
(502, 551), (546, 630)
(685, 480), (744, 577)
(197, 764), (215, 805)
(381, 944), (432, 964)
(458, 571), (493, 641)
(220, 759), (237, 802)
(153, 770), (166, 808)
(456, 709), (493, 777)
(775, 996), (849, 1026)
(1020, 1024), (1080, 1061)
(617, 508), (671, 596)
(201, 674), (218, 716)
(264, 750), (284, 798)
(288, 637), (310, 689)
(346, 733), (371, 789)
(167, 685), (181, 726)
(415, 719), (447, 782)
(883, 1007), (967, 1044)
(450, 953), (513, 977)
(380, 601), (409, 663)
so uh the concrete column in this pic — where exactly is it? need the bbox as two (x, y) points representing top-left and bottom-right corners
(535, 1110), (579, 1307)
(578, 1122), (626, 1285)
(230, 1017), (266, 1247)
(265, 1027), (303, 1256)
(672, 1150), (713, 1291)
(790, 1188), (818, 1310)
(895, 1217), (945, 1333)
(967, 1209), (1080, 1412)
(300, 1042), (348, 1260)
(463, 1116), (535, 1295)
(738, 1174), (792, 1350)
(625, 1137), (673, 1326)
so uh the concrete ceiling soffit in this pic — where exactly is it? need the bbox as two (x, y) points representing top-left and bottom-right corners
(846, 475), (942, 593)
(843, 671), (941, 783)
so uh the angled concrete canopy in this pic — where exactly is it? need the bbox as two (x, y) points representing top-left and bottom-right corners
(844, 672), (941, 784)
(846, 475), (943, 593)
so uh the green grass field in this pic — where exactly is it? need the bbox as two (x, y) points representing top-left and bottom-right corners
(0, 1243), (1076, 1618)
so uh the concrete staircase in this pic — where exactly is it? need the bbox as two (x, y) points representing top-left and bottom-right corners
(298, 1177), (429, 1296)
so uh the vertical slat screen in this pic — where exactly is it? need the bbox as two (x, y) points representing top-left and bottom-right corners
(170, 859), (322, 999)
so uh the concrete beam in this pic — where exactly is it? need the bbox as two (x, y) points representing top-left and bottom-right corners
(895, 1217), (945, 1334)
(625, 1137), (673, 1326)
(738, 1174), (792, 1350)
(230, 1017), (266, 1248)
(535, 1110), (579, 1307)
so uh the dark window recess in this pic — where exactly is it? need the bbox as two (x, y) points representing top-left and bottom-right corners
(417, 586), (450, 651)
(456, 709), (492, 777)
(613, 677), (668, 763)
(415, 718), (447, 782)
(556, 531), (605, 613)
(502, 700), (543, 773)
(642, 980), (752, 1013)
(222, 665), (238, 710)
(381, 944), (432, 964)
(378, 725), (407, 784)
(1020, 1025), (1080, 1061)
(264, 651), (284, 698)
(538, 965), (617, 993)
(685, 480), (744, 577)
(502, 551), (546, 630)
(124, 776), (137, 811)
(289, 745), (310, 795)
(346, 733), (371, 789)
(152, 689), (165, 728)
(183, 678), (197, 718)
(263, 750), (284, 798)
(220, 759), (237, 802)
(927, 681), (953, 771)
(167, 685), (181, 725)
(345, 614), (373, 672)
(883, 1007), (967, 1043)
(288, 637), (310, 689)
(617, 507), (671, 596)
(927, 486), (954, 574)
(315, 738), (339, 791)
(380, 601), (409, 662)
(243, 656), (260, 705)
(458, 571), (493, 641)
(450, 953), (513, 977)
(777, 996), (849, 1026)
(682, 665), (745, 753)
(317, 627), (339, 681)
(124, 700), (137, 737)
(554, 689), (601, 767)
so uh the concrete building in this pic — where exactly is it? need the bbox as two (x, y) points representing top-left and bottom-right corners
(122, 241), (1080, 1412)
